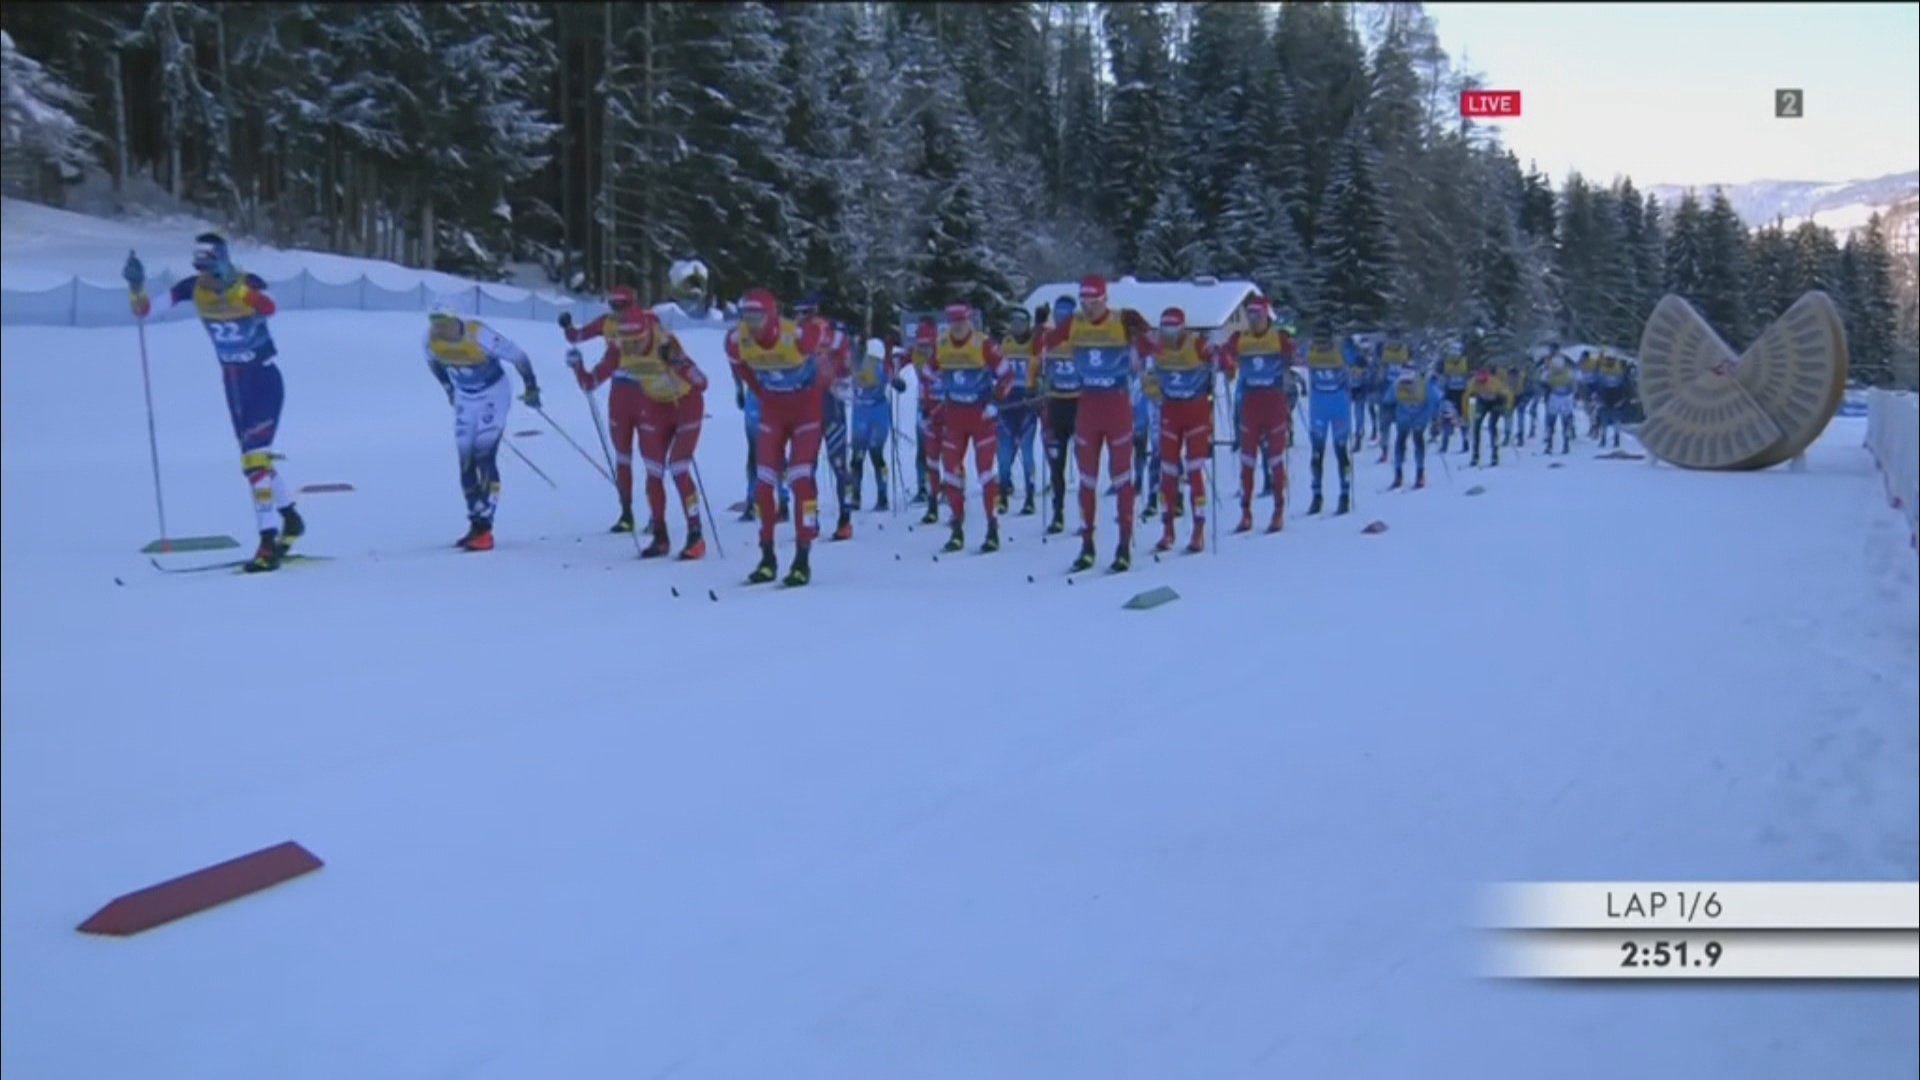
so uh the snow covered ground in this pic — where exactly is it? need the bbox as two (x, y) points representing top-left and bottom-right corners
(2, 221), (1918, 1079)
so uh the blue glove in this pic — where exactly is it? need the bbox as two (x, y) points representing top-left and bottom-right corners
(521, 385), (542, 409)
(890, 376), (908, 393)
(123, 252), (145, 290)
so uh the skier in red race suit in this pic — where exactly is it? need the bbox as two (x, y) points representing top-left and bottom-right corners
(1148, 306), (1225, 554)
(565, 295), (710, 559)
(1040, 274), (1150, 573)
(1217, 295), (1296, 533)
(726, 288), (837, 586)
(927, 302), (1014, 554)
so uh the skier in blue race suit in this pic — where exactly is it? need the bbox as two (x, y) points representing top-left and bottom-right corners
(125, 233), (307, 572)
(848, 332), (906, 511)
(1300, 322), (1356, 514)
(1389, 366), (1442, 489)
(995, 307), (1041, 516)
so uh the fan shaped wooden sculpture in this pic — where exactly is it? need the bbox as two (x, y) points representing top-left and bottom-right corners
(1635, 292), (1848, 470)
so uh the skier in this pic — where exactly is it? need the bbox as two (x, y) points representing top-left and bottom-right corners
(995, 308), (1041, 516)
(908, 319), (945, 523)
(1374, 329), (1414, 463)
(1150, 307), (1220, 553)
(424, 305), (543, 551)
(848, 332), (907, 511)
(1541, 352), (1578, 454)
(558, 284), (648, 533)
(795, 295), (857, 541)
(1388, 366), (1441, 489)
(726, 287), (835, 586)
(731, 363), (787, 525)
(1593, 349), (1631, 447)
(1216, 295), (1293, 533)
(1433, 341), (1472, 453)
(124, 235), (305, 572)
(1503, 361), (1533, 446)
(1465, 366), (1514, 467)
(930, 303), (1014, 552)
(565, 302), (709, 559)
(658, 258), (714, 327)
(1042, 275), (1149, 572)
(1300, 323), (1356, 515)
(1035, 294), (1081, 534)
(1130, 362), (1162, 520)
(1348, 338), (1376, 454)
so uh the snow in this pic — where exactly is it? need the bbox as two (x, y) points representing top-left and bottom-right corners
(3, 221), (1919, 1079)
(0, 197), (573, 300)
(1023, 278), (1263, 329)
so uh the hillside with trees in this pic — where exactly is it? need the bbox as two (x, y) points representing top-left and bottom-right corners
(1, 2), (1909, 384)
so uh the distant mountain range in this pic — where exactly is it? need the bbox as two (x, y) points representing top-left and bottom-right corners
(1647, 170), (1919, 234)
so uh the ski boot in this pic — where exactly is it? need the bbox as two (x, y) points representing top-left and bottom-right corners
(1414, 469), (1427, 489)
(1109, 540), (1131, 573)
(1070, 535), (1097, 573)
(1186, 518), (1207, 554)
(1470, 452), (1480, 467)
(1046, 507), (1066, 535)
(1234, 504), (1255, 534)
(242, 529), (284, 573)
(1376, 447), (1389, 464)
(831, 510), (854, 542)
(920, 501), (940, 526)
(610, 506), (636, 534)
(748, 543), (780, 584)
(910, 488), (929, 506)
(875, 490), (891, 513)
(1390, 471), (1404, 490)
(997, 488), (1011, 516)
(678, 524), (706, 560)
(782, 544), (811, 587)
(736, 502), (756, 523)
(1307, 492), (1323, 515)
(1489, 448), (1500, 467)
(1155, 517), (1178, 553)
(456, 516), (494, 552)
(1019, 490), (1035, 516)
(278, 504), (305, 552)
(639, 522), (671, 558)
(1335, 491), (1351, 515)
(942, 521), (966, 553)
(1266, 505), (1285, 534)
(980, 519), (1000, 554)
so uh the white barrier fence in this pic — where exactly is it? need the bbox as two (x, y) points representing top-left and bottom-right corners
(0, 270), (609, 329)
(1865, 390), (1918, 550)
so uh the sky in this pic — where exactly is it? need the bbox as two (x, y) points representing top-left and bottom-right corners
(1426, 3), (1920, 188)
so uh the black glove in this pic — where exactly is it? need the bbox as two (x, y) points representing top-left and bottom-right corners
(558, 311), (573, 330)
(735, 385), (746, 410)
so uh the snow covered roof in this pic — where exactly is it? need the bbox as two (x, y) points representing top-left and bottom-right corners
(1021, 277), (1264, 330)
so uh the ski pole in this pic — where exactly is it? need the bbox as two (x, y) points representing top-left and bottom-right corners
(688, 457), (725, 560)
(132, 312), (172, 550)
(503, 436), (558, 488)
(533, 404), (612, 483)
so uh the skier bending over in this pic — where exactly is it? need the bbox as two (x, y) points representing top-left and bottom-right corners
(424, 305), (542, 551)
(566, 302), (709, 559)
(1389, 367), (1441, 490)
(727, 288), (837, 587)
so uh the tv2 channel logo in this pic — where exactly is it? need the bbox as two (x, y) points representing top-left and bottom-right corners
(1460, 90), (1522, 119)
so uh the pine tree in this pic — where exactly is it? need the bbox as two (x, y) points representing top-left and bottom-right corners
(1847, 217), (1899, 385)
(1788, 220), (1841, 296)
(1312, 126), (1396, 330)
(1664, 191), (1710, 310)
(0, 28), (96, 179)
(1698, 188), (1752, 345)
(1135, 184), (1210, 280)
(1098, 1), (1176, 271)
